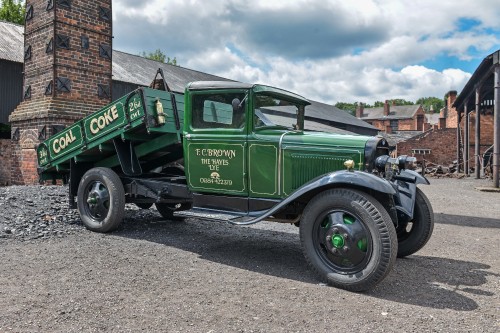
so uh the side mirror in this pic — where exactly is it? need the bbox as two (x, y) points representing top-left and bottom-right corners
(232, 98), (241, 112)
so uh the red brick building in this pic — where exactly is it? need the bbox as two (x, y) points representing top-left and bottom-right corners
(356, 101), (431, 133)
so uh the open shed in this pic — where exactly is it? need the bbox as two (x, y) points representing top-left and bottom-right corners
(453, 50), (500, 188)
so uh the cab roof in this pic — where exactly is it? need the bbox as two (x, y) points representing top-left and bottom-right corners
(186, 81), (310, 106)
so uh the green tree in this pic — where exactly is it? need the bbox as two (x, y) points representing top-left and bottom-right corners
(334, 102), (357, 116)
(140, 49), (178, 66)
(0, 0), (25, 25)
(391, 99), (414, 106)
(416, 96), (444, 113)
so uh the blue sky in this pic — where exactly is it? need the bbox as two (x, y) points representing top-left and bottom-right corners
(112, 0), (500, 105)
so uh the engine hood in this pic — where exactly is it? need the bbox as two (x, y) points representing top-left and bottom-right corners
(280, 131), (372, 149)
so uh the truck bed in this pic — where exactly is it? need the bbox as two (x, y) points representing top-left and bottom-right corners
(37, 88), (185, 181)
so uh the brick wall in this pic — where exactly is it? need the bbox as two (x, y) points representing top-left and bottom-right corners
(445, 91), (458, 129)
(396, 128), (457, 165)
(0, 139), (12, 185)
(8, 0), (112, 184)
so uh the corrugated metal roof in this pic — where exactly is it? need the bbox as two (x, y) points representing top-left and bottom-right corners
(112, 51), (231, 93)
(361, 105), (421, 120)
(0, 20), (23, 63)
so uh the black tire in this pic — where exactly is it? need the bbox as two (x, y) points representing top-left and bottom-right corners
(77, 167), (125, 233)
(396, 188), (434, 258)
(155, 202), (191, 220)
(135, 203), (153, 210)
(300, 188), (397, 292)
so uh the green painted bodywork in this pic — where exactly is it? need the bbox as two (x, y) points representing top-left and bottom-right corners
(37, 88), (184, 180)
(38, 82), (374, 201)
(183, 84), (372, 199)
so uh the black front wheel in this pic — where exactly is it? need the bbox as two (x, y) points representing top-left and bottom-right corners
(396, 188), (434, 257)
(77, 167), (125, 233)
(300, 188), (397, 292)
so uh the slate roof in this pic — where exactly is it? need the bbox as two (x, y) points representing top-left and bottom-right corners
(261, 112), (357, 135)
(361, 105), (422, 120)
(307, 100), (375, 129)
(379, 130), (428, 147)
(0, 20), (23, 63)
(112, 51), (232, 93)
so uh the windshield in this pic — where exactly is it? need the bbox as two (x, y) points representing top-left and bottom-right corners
(254, 93), (303, 130)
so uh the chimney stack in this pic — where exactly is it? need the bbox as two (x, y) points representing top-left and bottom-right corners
(384, 100), (390, 116)
(447, 90), (457, 108)
(356, 103), (364, 118)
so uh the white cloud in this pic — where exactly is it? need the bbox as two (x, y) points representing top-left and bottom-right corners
(112, 0), (499, 104)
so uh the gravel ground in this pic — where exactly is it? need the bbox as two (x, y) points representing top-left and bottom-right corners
(0, 177), (499, 332)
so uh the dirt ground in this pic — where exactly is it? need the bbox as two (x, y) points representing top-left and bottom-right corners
(0, 177), (499, 332)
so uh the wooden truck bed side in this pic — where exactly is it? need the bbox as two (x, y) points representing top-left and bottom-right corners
(36, 87), (184, 181)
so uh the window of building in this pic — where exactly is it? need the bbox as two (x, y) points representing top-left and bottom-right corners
(390, 119), (399, 131)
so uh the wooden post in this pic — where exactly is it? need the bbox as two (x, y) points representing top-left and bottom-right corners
(475, 87), (481, 179)
(494, 65), (500, 187)
(457, 110), (461, 173)
(464, 104), (470, 175)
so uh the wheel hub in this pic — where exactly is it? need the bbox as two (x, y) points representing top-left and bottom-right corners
(84, 181), (110, 221)
(318, 211), (371, 271)
(331, 234), (345, 249)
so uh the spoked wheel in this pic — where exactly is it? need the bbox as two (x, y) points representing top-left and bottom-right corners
(77, 167), (125, 232)
(396, 187), (434, 257)
(300, 188), (397, 292)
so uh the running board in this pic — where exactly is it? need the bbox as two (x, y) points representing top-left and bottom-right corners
(175, 208), (262, 225)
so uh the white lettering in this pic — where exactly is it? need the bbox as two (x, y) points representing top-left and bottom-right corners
(90, 105), (119, 135)
(52, 130), (77, 154)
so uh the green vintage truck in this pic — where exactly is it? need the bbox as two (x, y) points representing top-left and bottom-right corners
(37, 78), (433, 291)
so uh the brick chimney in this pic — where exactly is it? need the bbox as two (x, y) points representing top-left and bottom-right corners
(356, 103), (364, 118)
(9, 0), (112, 184)
(383, 100), (390, 116)
(447, 90), (457, 108)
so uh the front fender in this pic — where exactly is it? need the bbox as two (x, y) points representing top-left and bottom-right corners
(230, 170), (395, 225)
(399, 169), (430, 185)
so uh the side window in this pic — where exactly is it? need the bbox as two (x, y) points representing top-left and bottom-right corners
(192, 92), (246, 129)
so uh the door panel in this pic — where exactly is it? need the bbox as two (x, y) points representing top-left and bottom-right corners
(184, 90), (249, 198)
(186, 140), (246, 194)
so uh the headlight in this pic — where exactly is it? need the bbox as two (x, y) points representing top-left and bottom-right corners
(375, 155), (416, 173)
(364, 137), (389, 171)
(397, 155), (417, 170)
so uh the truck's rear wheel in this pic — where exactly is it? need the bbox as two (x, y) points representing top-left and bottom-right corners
(300, 188), (397, 292)
(396, 188), (434, 257)
(77, 167), (125, 233)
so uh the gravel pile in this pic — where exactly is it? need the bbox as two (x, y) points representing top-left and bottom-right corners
(0, 185), (160, 241)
